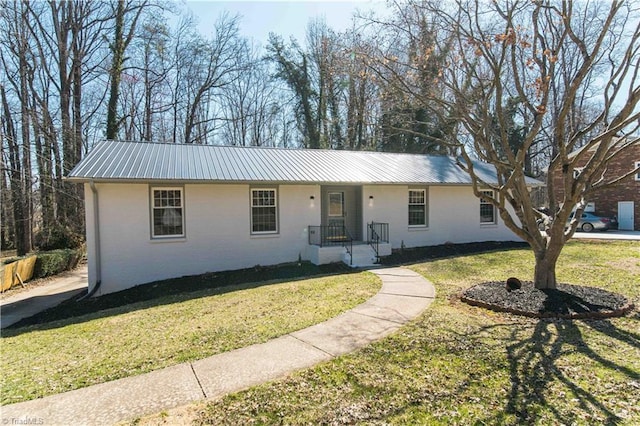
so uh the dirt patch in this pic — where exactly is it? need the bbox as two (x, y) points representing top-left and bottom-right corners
(461, 281), (634, 319)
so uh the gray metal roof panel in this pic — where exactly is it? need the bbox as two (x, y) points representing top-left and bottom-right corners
(68, 140), (541, 186)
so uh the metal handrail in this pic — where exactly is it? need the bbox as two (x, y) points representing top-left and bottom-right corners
(367, 222), (389, 262)
(343, 226), (354, 266)
(308, 225), (354, 265)
(369, 224), (380, 259)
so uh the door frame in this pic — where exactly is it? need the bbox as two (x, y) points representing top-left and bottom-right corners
(618, 201), (634, 230)
(321, 186), (362, 240)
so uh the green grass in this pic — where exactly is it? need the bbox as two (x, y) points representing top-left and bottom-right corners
(0, 271), (381, 405)
(194, 241), (640, 425)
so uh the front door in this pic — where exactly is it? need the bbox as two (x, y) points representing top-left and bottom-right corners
(322, 186), (362, 240)
(618, 201), (634, 230)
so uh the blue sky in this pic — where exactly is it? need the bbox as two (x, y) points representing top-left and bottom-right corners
(183, 0), (385, 47)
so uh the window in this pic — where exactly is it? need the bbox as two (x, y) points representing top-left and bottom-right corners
(480, 190), (496, 224)
(328, 192), (344, 216)
(408, 189), (427, 227)
(635, 161), (640, 181)
(251, 188), (278, 234)
(151, 187), (184, 238)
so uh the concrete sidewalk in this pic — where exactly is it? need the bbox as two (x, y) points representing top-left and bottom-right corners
(0, 265), (88, 329)
(0, 267), (435, 425)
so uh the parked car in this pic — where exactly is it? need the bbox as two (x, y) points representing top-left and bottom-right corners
(568, 212), (611, 232)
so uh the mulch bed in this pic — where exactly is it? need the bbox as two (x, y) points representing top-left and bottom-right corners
(381, 241), (529, 265)
(461, 281), (635, 319)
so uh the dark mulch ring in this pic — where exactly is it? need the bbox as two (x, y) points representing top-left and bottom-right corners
(461, 281), (635, 319)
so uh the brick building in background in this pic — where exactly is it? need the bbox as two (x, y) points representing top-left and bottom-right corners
(551, 140), (639, 231)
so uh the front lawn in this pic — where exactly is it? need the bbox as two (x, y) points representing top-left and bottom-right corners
(0, 271), (381, 405)
(193, 240), (639, 425)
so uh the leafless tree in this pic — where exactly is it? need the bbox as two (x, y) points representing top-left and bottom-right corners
(218, 42), (280, 146)
(373, 0), (639, 289)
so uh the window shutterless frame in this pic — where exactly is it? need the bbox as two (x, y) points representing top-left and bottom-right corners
(480, 190), (497, 224)
(408, 188), (428, 227)
(250, 187), (278, 234)
(150, 186), (185, 239)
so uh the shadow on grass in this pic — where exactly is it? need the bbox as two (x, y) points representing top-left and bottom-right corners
(479, 316), (639, 425)
(380, 240), (529, 266)
(2, 262), (358, 337)
(3, 241), (526, 337)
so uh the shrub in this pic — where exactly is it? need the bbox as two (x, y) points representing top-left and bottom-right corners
(33, 248), (84, 279)
(34, 225), (84, 251)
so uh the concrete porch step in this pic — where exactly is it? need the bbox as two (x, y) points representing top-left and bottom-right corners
(342, 245), (379, 268)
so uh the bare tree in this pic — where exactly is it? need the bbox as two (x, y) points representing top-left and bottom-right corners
(218, 42), (280, 146)
(0, 1), (34, 254)
(1, 0), (113, 250)
(181, 14), (243, 144)
(365, 2), (458, 154)
(106, 0), (149, 141)
(374, 0), (639, 289)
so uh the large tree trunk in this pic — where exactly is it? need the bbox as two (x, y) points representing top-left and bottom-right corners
(533, 242), (563, 290)
(106, 0), (125, 140)
(534, 253), (558, 290)
(1, 84), (27, 256)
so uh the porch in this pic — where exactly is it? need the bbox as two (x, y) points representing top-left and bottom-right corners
(307, 223), (391, 267)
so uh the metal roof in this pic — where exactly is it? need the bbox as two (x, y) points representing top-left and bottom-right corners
(68, 140), (539, 185)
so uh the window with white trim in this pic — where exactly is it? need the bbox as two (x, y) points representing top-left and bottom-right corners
(151, 187), (185, 238)
(251, 188), (278, 234)
(408, 189), (428, 227)
(635, 161), (640, 181)
(480, 190), (496, 224)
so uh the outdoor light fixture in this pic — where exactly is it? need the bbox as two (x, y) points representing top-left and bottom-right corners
(310, 195), (315, 200)
(369, 195), (374, 199)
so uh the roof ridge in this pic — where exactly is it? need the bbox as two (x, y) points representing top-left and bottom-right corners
(100, 139), (452, 158)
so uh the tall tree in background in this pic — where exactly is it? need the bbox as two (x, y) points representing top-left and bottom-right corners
(375, 0), (639, 289)
(267, 21), (381, 150)
(369, 2), (458, 154)
(1, 0), (112, 250)
(1, 1), (34, 254)
(267, 34), (321, 148)
(343, 28), (379, 150)
(182, 14), (243, 144)
(106, 0), (148, 140)
(219, 43), (280, 146)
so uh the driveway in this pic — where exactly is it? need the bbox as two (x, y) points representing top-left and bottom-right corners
(570, 230), (640, 241)
(0, 265), (88, 329)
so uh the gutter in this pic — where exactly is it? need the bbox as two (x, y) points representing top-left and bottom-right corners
(79, 180), (102, 299)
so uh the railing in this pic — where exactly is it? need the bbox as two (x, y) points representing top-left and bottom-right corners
(308, 225), (354, 265)
(367, 222), (389, 261)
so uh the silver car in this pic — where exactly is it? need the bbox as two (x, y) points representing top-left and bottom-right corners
(569, 212), (611, 232)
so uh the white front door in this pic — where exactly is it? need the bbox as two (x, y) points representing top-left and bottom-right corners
(618, 201), (634, 230)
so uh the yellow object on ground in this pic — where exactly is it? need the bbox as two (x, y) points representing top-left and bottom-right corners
(1, 256), (37, 292)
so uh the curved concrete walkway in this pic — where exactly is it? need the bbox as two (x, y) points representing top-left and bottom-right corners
(1, 267), (435, 425)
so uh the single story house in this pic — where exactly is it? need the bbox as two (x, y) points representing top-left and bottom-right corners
(551, 140), (639, 230)
(68, 140), (533, 296)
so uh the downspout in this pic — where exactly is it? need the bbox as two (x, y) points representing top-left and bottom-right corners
(79, 180), (102, 299)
